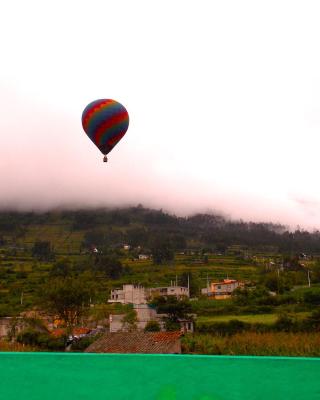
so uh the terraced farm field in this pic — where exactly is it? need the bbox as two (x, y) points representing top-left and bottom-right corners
(18, 224), (85, 254)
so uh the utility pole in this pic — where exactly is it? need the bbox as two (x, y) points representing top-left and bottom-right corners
(307, 270), (311, 287)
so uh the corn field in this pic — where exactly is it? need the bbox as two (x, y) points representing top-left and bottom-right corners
(182, 332), (320, 357)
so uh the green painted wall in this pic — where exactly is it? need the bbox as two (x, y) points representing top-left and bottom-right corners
(0, 353), (319, 399)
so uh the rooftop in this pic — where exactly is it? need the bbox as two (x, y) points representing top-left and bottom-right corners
(85, 331), (182, 354)
(211, 279), (238, 285)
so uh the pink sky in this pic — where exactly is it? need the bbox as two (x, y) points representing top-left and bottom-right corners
(1, 1), (320, 229)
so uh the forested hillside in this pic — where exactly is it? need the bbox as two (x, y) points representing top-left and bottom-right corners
(1, 206), (320, 254)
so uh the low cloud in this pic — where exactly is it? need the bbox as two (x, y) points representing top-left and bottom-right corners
(0, 91), (319, 230)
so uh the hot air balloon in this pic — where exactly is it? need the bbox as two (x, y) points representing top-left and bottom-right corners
(82, 99), (129, 162)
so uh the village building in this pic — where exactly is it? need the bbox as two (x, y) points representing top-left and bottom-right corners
(85, 331), (182, 354)
(109, 284), (147, 304)
(148, 285), (189, 299)
(108, 283), (190, 305)
(201, 279), (244, 299)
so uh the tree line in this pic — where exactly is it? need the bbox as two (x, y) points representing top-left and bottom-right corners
(2, 206), (320, 253)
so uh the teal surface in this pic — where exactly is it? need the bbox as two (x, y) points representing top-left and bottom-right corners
(0, 353), (320, 399)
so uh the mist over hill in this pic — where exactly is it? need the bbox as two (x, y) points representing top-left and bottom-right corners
(1, 205), (320, 254)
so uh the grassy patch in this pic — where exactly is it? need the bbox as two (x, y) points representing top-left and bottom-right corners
(197, 312), (310, 325)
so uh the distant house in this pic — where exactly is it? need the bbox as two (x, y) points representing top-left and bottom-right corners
(201, 279), (244, 299)
(85, 331), (182, 354)
(147, 285), (189, 300)
(123, 244), (130, 251)
(109, 284), (148, 305)
(108, 283), (190, 305)
(138, 254), (149, 260)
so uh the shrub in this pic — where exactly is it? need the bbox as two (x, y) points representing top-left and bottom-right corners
(71, 335), (100, 351)
(17, 329), (42, 346)
(304, 309), (320, 332)
(144, 320), (161, 332)
(273, 313), (299, 332)
(17, 329), (66, 350)
(303, 290), (320, 305)
(197, 319), (250, 336)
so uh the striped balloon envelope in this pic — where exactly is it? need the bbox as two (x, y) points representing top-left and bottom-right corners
(81, 99), (129, 157)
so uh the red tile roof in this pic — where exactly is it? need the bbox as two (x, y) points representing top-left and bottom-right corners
(51, 329), (66, 338)
(50, 327), (91, 338)
(73, 328), (91, 336)
(152, 332), (182, 342)
(85, 332), (182, 354)
(211, 279), (237, 286)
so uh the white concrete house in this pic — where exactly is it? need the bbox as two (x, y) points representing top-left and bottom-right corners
(147, 285), (189, 299)
(109, 285), (147, 305)
(108, 283), (190, 305)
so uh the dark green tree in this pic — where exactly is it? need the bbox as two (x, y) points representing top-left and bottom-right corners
(40, 277), (92, 330)
(303, 290), (320, 305)
(180, 272), (199, 297)
(32, 241), (54, 261)
(151, 296), (192, 331)
(49, 258), (72, 278)
(311, 262), (320, 283)
(263, 272), (292, 294)
(151, 238), (174, 265)
(94, 255), (124, 279)
(121, 308), (138, 332)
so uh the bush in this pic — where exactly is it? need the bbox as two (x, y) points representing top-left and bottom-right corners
(303, 290), (320, 305)
(304, 309), (320, 332)
(273, 313), (300, 332)
(191, 300), (236, 316)
(241, 305), (273, 314)
(71, 335), (100, 351)
(163, 319), (181, 332)
(144, 320), (161, 332)
(197, 319), (250, 336)
(17, 329), (42, 346)
(17, 329), (66, 350)
(0, 304), (16, 317)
